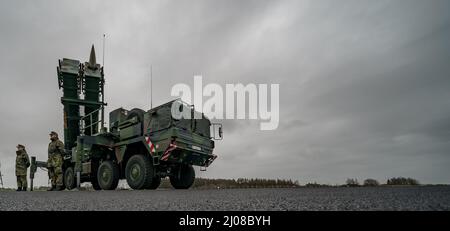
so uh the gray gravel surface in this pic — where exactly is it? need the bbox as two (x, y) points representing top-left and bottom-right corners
(1, 186), (449, 211)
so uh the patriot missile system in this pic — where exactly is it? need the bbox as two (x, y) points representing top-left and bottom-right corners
(30, 46), (222, 190)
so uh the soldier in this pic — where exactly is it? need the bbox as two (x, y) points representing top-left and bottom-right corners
(47, 131), (64, 191)
(15, 144), (30, 191)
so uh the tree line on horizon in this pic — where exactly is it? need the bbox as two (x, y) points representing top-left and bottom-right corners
(305, 177), (421, 188)
(158, 177), (301, 189)
(0, 177), (428, 190)
(158, 176), (423, 189)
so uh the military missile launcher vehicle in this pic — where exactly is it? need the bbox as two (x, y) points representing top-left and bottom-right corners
(30, 46), (222, 190)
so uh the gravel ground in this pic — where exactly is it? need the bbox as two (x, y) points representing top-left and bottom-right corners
(0, 186), (449, 211)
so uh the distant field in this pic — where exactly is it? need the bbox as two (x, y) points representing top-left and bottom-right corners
(0, 186), (449, 210)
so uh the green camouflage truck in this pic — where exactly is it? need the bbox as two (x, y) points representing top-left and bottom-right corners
(30, 46), (222, 190)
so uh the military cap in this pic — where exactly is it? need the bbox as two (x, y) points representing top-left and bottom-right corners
(49, 131), (58, 136)
(16, 144), (25, 149)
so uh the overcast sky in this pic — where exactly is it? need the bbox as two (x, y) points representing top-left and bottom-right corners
(0, 0), (449, 187)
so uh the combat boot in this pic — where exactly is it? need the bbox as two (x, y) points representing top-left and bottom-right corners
(16, 187), (22, 191)
(55, 186), (63, 191)
(47, 185), (56, 191)
(22, 187), (27, 191)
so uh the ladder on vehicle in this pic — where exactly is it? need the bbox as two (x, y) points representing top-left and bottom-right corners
(79, 107), (105, 136)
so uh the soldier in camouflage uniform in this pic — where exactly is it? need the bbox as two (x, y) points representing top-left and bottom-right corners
(15, 144), (30, 191)
(47, 131), (65, 191)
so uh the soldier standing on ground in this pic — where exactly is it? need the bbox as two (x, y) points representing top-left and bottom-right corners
(15, 144), (30, 191)
(47, 131), (64, 191)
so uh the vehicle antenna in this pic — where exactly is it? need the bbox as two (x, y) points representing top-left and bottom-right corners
(0, 162), (4, 188)
(102, 34), (105, 68)
(150, 65), (153, 109)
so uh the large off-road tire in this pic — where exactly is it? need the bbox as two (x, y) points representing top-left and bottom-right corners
(170, 164), (195, 189)
(64, 166), (76, 190)
(145, 176), (161, 189)
(125, 155), (154, 190)
(97, 160), (120, 190)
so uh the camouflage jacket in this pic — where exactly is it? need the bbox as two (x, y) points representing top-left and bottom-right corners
(16, 149), (30, 176)
(48, 139), (65, 157)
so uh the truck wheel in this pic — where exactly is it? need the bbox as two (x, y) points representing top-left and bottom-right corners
(64, 167), (76, 190)
(97, 160), (120, 190)
(170, 164), (195, 189)
(125, 155), (153, 189)
(145, 177), (161, 189)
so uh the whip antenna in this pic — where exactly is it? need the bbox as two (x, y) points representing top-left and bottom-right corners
(150, 65), (153, 108)
(102, 34), (105, 67)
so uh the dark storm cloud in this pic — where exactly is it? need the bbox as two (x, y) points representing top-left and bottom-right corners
(1, 0), (449, 187)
